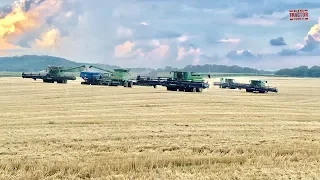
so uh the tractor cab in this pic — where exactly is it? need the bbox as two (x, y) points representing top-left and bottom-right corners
(111, 69), (131, 81)
(170, 71), (205, 82)
(249, 80), (267, 87)
(47, 66), (63, 76)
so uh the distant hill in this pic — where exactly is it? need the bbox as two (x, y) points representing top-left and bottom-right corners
(4, 55), (319, 78)
(0, 55), (120, 72)
(0, 55), (274, 75)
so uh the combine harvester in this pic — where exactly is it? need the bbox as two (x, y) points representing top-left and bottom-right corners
(213, 78), (278, 93)
(134, 71), (211, 92)
(240, 80), (278, 93)
(80, 65), (133, 87)
(22, 65), (85, 83)
(213, 78), (239, 89)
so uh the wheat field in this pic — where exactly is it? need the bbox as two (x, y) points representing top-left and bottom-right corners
(0, 77), (320, 180)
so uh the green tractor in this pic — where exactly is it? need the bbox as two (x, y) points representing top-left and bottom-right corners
(22, 65), (86, 83)
(87, 65), (133, 87)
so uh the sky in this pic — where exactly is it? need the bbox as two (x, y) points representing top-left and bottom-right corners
(0, 0), (320, 70)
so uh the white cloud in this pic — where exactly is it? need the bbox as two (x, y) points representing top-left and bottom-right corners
(295, 43), (304, 50)
(217, 38), (240, 43)
(116, 26), (133, 38)
(177, 46), (202, 61)
(146, 44), (169, 59)
(140, 21), (149, 26)
(114, 41), (134, 57)
(177, 35), (189, 42)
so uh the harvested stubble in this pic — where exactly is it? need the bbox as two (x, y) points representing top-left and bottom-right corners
(0, 77), (320, 180)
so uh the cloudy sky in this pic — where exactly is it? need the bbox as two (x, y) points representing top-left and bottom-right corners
(0, 0), (320, 70)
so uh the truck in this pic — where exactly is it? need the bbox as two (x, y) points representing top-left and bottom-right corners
(22, 65), (86, 83)
(80, 65), (133, 87)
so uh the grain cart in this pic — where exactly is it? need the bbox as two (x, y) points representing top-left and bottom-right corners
(162, 71), (211, 92)
(80, 71), (110, 85)
(84, 65), (133, 87)
(243, 80), (278, 93)
(213, 78), (238, 89)
(22, 65), (86, 83)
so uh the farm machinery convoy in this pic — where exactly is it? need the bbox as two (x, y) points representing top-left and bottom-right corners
(21, 65), (278, 93)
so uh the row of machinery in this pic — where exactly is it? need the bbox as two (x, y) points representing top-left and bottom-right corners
(21, 65), (278, 93)
(213, 78), (278, 93)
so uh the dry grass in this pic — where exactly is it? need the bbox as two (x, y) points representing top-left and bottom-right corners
(0, 76), (320, 179)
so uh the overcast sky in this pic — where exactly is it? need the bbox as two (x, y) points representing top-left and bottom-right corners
(1, 0), (320, 70)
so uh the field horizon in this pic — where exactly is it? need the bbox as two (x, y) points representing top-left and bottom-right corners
(0, 76), (320, 179)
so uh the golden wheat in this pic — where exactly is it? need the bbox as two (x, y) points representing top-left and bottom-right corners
(0, 77), (319, 179)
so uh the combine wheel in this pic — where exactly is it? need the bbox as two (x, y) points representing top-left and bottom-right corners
(128, 81), (133, 88)
(191, 87), (196, 92)
(196, 88), (203, 92)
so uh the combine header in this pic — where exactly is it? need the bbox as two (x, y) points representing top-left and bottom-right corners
(134, 71), (211, 92)
(22, 65), (86, 83)
(80, 65), (133, 87)
(133, 75), (167, 88)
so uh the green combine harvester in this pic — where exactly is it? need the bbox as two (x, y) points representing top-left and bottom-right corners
(80, 65), (133, 87)
(242, 80), (278, 93)
(134, 71), (211, 92)
(22, 65), (86, 83)
(213, 78), (238, 89)
(213, 77), (278, 93)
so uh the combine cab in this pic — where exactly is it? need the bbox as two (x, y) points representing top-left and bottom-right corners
(22, 65), (86, 83)
(243, 80), (278, 93)
(80, 65), (133, 87)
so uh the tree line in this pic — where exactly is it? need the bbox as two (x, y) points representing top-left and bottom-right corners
(0, 55), (319, 77)
(274, 66), (320, 77)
